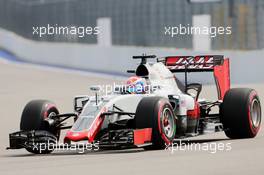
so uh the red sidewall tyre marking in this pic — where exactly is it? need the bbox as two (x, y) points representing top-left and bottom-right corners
(157, 100), (173, 145)
(248, 91), (260, 136)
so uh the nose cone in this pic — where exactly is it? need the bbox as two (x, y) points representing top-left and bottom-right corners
(64, 131), (89, 142)
(64, 107), (106, 143)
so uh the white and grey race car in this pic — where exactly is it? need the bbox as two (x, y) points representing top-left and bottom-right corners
(7, 55), (262, 154)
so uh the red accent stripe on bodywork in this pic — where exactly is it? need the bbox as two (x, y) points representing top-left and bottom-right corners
(133, 128), (152, 145)
(64, 108), (106, 143)
(187, 102), (200, 119)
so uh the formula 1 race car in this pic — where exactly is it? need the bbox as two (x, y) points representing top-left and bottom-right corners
(7, 55), (262, 154)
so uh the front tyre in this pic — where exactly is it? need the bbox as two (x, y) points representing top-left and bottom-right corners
(20, 100), (60, 154)
(221, 88), (261, 139)
(135, 97), (176, 149)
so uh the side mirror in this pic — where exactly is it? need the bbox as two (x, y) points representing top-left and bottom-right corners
(90, 85), (101, 92)
(127, 70), (136, 73)
(74, 95), (89, 113)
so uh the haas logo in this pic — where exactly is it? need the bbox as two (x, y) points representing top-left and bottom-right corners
(167, 56), (214, 69)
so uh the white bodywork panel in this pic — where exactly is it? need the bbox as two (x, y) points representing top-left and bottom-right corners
(73, 61), (195, 131)
(146, 62), (195, 114)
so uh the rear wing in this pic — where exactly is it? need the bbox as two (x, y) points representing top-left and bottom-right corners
(164, 55), (230, 100)
(165, 55), (224, 72)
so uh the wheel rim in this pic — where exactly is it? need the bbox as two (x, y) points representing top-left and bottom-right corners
(48, 112), (57, 118)
(250, 99), (261, 128)
(47, 111), (60, 138)
(161, 108), (175, 138)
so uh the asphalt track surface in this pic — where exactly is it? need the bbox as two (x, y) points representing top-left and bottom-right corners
(0, 60), (264, 175)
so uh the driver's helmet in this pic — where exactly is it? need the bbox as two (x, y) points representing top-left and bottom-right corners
(126, 76), (146, 94)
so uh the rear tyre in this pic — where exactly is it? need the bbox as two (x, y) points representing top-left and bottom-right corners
(20, 100), (60, 154)
(135, 97), (176, 149)
(221, 88), (261, 139)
